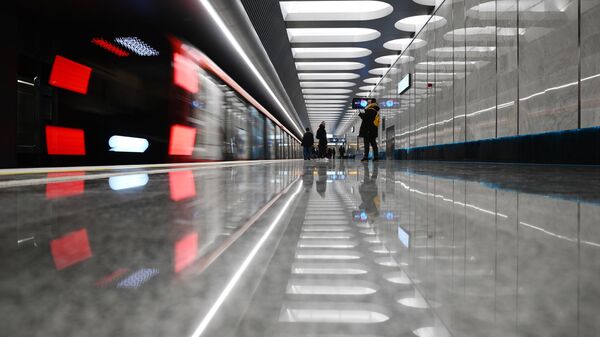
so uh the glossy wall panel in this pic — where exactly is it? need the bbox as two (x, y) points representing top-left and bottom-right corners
(370, 0), (600, 154)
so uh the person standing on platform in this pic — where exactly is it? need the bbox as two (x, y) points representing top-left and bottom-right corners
(316, 122), (328, 161)
(301, 127), (314, 160)
(359, 98), (380, 161)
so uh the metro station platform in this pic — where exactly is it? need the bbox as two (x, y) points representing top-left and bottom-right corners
(1, 160), (599, 337)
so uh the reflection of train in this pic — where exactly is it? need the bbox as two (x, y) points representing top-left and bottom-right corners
(16, 32), (300, 166)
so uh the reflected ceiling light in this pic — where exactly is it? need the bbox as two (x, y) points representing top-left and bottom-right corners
(287, 28), (381, 43)
(369, 67), (398, 75)
(109, 174), (149, 191)
(444, 26), (526, 41)
(306, 104), (346, 108)
(292, 47), (371, 59)
(428, 46), (496, 58)
(374, 55), (415, 65)
(359, 85), (376, 91)
(300, 81), (355, 88)
(304, 94), (350, 99)
(395, 15), (447, 32)
(189, 182), (303, 337)
(108, 135), (149, 153)
(302, 88), (353, 94)
(298, 73), (360, 80)
(355, 92), (372, 96)
(280, 1), (393, 21)
(305, 99), (347, 104)
(383, 38), (427, 51)
(364, 77), (391, 84)
(296, 62), (365, 71)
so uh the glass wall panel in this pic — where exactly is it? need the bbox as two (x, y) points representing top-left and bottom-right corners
(496, 0), (519, 137)
(453, 0), (467, 142)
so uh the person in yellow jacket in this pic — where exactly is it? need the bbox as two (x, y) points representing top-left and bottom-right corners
(358, 98), (380, 161)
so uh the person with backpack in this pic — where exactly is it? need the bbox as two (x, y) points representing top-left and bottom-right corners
(301, 127), (314, 160)
(359, 98), (380, 161)
(316, 122), (328, 161)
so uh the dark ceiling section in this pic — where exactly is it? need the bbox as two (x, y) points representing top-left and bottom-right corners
(243, 0), (432, 132)
(240, 0), (310, 129)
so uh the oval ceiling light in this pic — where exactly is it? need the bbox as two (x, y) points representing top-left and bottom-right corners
(355, 92), (372, 96)
(280, 1), (394, 21)
(287, 28), (381, 43)
(306, 103), (346, 107)
(304, 94), (350, 99)
(305, 99), (347, 104)
(300, 81), (356, 88)
(296, 62), (365, 71)
(368, 67), (399, 75)
(364, 77), (391, 84)
(292, 47), (371, 59)
(359, 85), (376, 91)
(302, 88), (353, 94)
(412, 0), (438, 6)
(298, 73), (360, 80)
(383, 38), (427, 51)
(395, 15), (447, 32)
(374, 55), (415, 65)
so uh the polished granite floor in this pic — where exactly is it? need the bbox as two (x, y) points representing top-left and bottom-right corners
(1, 160), (599, 337)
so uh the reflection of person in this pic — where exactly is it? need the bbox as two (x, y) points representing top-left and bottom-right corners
(359, 98), (380, 161)
(316, 163), (327, 198)
(339, 145), (345, 159)
(301, 127), (314, 160)
(302, 164), (314, 191)
(332, 147), (336, 160)
(316, 122), (328, 160)
(359, 163), (380, 223)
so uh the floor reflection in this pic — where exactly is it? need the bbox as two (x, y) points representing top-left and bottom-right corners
(1, 160), (599, 337)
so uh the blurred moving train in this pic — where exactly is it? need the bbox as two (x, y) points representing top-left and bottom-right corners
(16, 32), (301, 167)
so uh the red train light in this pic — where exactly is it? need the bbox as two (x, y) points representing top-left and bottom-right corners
(91, 38), (130, 57)
(49, 55), (92, 94)
(168, 124), (196, 156)
(173, 53), (199, 93)
(45, 126), (86, 155)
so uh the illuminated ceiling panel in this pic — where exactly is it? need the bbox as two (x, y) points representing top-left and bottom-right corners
(305, 99), (348, 104)
(395, 15), (447, 32)
(287, 28), (381, 43)
(292, 47), (371, 59)
(304, 94), (350, 99)
(280, 1), (394, 21)
(302, 88), (353, 94)
(300, 81), (356, 88)
(374, 55), (415, 65)
(368, 67), (399, 76)
(298, 73), (360, 81)
(364, 77), (391, 84)
(296, 62), (365, 71)
(383, 38), (427, 51)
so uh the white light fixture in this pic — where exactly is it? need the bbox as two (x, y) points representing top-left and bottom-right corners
(355, 92), (372, 96)
(369, 67), (398, 75)
(296, 62), (365, 71)
(302, 88), (352, 94)
(359, 85), (376, 91)
(383, 38), (427, 51)
(304, 94), (350, 99)
(305, 99), (347, 104)
(108, 135), (149, 153)
(444, 26), (526, 42)
(198, 0), (304, 136)
(298, 73), (360, 80)
(364, 77), (391, 84)
(300, 81), (355, 88)
(374, 55), (415, 65)
(280, 1), (393, 21)
(287, 28), (381, 43)
(292, 47), (371, 59)
(395, 15), (447, 32)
